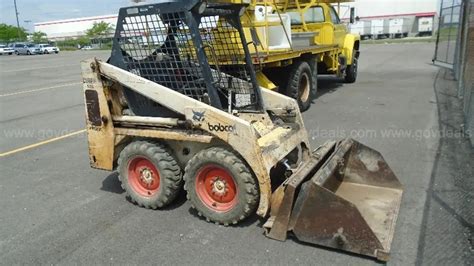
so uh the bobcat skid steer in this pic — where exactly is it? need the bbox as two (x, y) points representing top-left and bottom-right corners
(81, 0), (403, 261)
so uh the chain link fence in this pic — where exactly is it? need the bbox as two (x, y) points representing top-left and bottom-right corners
(433, 0), (474, 146)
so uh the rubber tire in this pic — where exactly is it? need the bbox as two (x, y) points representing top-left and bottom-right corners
(285, 61), (314, 112)
(117, 140), (182, 209)
(305, 57), (318, 102)
(183, 147), (259, 225)
(44, 50), (49, 54)
(344, 51), (358, 83)
(27, 51), (31, 55)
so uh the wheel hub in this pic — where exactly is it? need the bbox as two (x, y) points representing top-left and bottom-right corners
(211, 177), (228, 195)
(195, 165), (238, 212)
(127, 156), (161, 197)
(140, 168), (154, 185)
(299, 72), (310, 103)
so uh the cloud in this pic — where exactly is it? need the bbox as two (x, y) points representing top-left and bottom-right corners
(0, 0), (132, 25)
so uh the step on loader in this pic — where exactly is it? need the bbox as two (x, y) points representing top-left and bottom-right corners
(81, 1), (403, 261)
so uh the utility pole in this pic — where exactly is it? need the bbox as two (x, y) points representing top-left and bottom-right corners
(14, 0), (21, 39)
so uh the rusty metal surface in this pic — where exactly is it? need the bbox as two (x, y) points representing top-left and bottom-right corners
(344, 140), (403, 189)
(84, 90), (101, 127)
(290, 182), (385, 258)
(81, 59), (116, 171)
(264, 141), (336, 241)
(264, 138), (403, 261)
(335, 182), (402, 255)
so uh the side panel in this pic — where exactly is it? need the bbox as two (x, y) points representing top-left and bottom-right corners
(343, 34), (360, 64)
(81, 59), (115, 170)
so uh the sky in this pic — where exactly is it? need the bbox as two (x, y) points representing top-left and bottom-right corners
(0, 0), (446, 32)
(0, 0), (134, 31)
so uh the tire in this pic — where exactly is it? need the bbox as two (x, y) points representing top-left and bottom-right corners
(285, 61), (314, 112)
(27, 51), (31, 55)
(305, 57), (318, 102)
(44, 50), (49, 54)
(183, 147), (259, 225)
(117, 140), (182, 209)
(344, 50), (359, 83)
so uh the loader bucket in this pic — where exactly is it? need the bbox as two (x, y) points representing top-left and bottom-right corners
(264, 139), (403, 261)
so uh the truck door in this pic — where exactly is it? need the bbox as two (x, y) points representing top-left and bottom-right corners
(328, 5), (346, 48)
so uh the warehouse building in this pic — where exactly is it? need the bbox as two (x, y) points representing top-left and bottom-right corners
(34, 15), (117, 41)
(338, 0), (440, 38)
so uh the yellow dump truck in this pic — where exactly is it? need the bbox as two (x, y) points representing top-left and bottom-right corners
(210, 0), (360, 111)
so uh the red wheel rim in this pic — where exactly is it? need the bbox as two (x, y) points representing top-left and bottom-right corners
(127, 156), (160, 197)
(195, 164), (238, 212)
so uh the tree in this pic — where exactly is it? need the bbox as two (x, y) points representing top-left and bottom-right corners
(0, 23), (27, 42)
(77, 36), (91, 47)
(31, 31), (48, 43)
(86, 21), (114, 47)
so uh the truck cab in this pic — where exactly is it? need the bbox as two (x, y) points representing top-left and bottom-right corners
(287, 3), (349, 48)
(286, 3), (360, 70)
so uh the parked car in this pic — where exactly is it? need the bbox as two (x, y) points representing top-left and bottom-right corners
(14, 43), (41, 55)
(38, 43), (60, 54)
(0, 44), (15, 55)
(81, 45), (93, 50)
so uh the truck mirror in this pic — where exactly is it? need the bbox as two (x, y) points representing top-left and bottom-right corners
(350, 7), (355, 24)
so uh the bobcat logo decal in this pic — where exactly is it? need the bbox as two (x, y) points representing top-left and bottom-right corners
(192, 110), (205, 122)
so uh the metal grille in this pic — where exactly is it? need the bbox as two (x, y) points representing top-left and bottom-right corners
(113, 4), (260, 112)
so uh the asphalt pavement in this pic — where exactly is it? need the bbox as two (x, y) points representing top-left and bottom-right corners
(0, 44), (458, 265)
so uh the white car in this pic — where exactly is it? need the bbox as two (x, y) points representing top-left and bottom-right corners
(0, 45), (15, 55)
(14, 43), (41, 55)
(81, 45), (93, 50)
(38, 44), (60, 54)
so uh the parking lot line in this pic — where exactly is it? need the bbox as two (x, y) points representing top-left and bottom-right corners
(0, 82), (82, 97)
(0, 129), (86, 158)
(0, 64), (78, 73)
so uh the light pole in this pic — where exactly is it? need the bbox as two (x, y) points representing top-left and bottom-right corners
(14, 0), (21, 39)
(24, 20), (32, 33)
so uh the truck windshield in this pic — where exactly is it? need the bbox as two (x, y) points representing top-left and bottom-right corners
(287, 6), (325, 25)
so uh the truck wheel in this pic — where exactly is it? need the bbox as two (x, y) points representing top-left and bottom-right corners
(305, 58), (318, 101)
(183, 147), (259, 225)
(117, 140), (182, 209)
(344, 51), (359, 83)
(285, 61), (314, 111)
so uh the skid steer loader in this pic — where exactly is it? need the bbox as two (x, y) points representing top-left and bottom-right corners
(81, 1), (402, 261)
